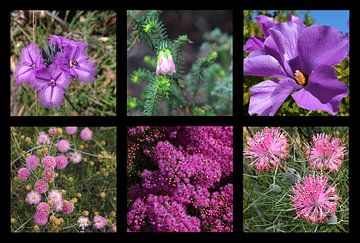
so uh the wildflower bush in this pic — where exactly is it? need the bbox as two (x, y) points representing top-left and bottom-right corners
(243, 10), (350, 116)
(127, 126), (233, 232)
(11, 10), (116, 116)
(243, 127), (349, 232)
(127, 10), (233, 116)
(10, 127), (117, 232)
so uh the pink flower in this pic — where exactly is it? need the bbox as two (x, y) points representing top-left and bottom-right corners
(93, 215), (107, 230)
(54, 200), (64, 212)
(48, 190), (62, 203)
(56, 155), (68, 169)
(26, 155), (40, 170)
(57, 139), (70, 153)
(37, 132), (50, 144)
(43, 169), (55, 182)
(291, 174), (338, 224)
(42, 155), (56, 170)
(62, 201), (74, 215)
(18, 167), (30, 181)
(26, 190), (41, 205)
(69, 151), (82, 164)
(34, 202), (50, 226)
(65, 126), (78, 135)
(34, 179), (49, 194)
(306, 133), (346, 173)
(80, 127), (92, 141)
(156, 49), (176, 76)
(244, 127), (289, 171)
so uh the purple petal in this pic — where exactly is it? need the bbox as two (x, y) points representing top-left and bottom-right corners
(256, 15), (277, 37)
(298, 25), (349, 75)
(244, 55), (288, 78)
(30, 69), (51, 90)
(38, 86), (65, 109)
(14, 65), (34, 85)
(244, 36), (264, 52)
(269, 21), (304, 62)
(51, 68), (72, 88)
(73, 59), (96, 82)
(291, 65), (348, 115)
(288, 15), (304, 25)
(249, 78), (300, 116)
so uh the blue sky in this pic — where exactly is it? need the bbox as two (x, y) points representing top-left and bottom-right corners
(265, 10), (349, 33)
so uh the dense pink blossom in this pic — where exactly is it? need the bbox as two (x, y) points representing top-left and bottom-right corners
(244, 127), (289, 171)
(65, 126), (78, 135)
(80, 127), (92, 141)
(37, 132), (50, 144)
(34, 202), (50, 226)
(48, 190), (62, 204)
(34, 179), (49, 194)
(18, 167), (30, 181)
(55, 155), (68, 169)
(57, 139), (70, 153)
(93, 215), (107, 230)
(69, 151), (82, 164)
(62, 201), (74, 215)
(291, 174), (338, 224)
(43, 169), (55, 181)
(306, 133), (346, 172)
(42, 155), (56, 170)
(26, 190), (41, 205)
(26, 155), (39, 170)
(127, 126), (233, 232)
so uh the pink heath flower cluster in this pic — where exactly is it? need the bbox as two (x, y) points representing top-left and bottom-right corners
(15, 127), (93, 227)
(244, 127), (289, 171)
(127, 126), (233, 232)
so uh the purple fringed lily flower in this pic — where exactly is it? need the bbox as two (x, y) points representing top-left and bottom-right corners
(31, 65), (71, 109)
(14, 43), (45, 85)
(244, 15), (349, 116)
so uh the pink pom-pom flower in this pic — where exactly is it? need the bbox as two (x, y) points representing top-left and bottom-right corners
(93, 215), (107, 230)
(62, 201), (74, 215)
(57, 139), (70, 153)
(291, 174), (338, 224)
(65, 126), (78, 135)
(34, 179), (49, 194)
(56, 155), (68, 169)
(37, 132), (50, 145)
(26, 190), (41, 205)
(42, 155), (56, 170)
(26, 155), (40, 170)
(306, 133), (347, 173)
(18, 167), (30, 181)
(69, 151), (82, 164)
(80, 127), (92, 141)
(244, 127), (289, 171)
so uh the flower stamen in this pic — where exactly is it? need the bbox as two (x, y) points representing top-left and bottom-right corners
(294, 70), (307, 86)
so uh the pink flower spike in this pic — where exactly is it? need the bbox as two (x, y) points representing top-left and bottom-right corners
(244, 127), (289, 171)
(80, 127), (92, 141)
(18, 167), (30, 181)
(291, 174), (338, 224)
(306, 133), (346, 173)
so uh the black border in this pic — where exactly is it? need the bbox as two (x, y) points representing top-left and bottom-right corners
(1, 0), (358, 242)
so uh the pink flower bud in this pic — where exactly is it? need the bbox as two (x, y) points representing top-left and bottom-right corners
(156, 49), (176, 76)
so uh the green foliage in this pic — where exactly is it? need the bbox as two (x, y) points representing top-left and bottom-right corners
(243, 127), (349, 233)
(243, 10), (349, 116)
(127, 10), (233, 116)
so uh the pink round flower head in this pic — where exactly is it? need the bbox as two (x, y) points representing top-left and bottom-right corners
(18, 167), (30, 181)
(56, 155), (68, 169)
(80, 127), (92, 141)
(156, 49), (176, 76)
(26, 155), (40, 170)
(244, 127), (289, 171)
(291, 174), (338, 224)
(54, 199), (64, 212)
(34, 179), (49, 194)
(306, 133), (346, 173)
(48, 190), (62, 203)
(57, 139), (70, 153)
(26, 190), (41, 205)
(65, 126), (78, 135)
(35, 202), (50, 226)
(48, 127), (57, 136)
(69, 151), (82, 164)
(37, 131), (50, 145)
(42, 155), (56, 170)
(93, 215), (107, 230)
(62, 201), (74, 215)
(43, 169), (55, 182)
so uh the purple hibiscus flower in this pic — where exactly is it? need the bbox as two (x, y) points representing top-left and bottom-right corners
(31, 65), (72, 109)
(14, 43), (45, 85)
(244, 15), (349, 116)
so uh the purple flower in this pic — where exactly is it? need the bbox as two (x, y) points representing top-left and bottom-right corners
(244, 15), (349, 116)
(55, 42), (96, 82)
(31, 65), (71, 109)
(14, 43), (45, 85)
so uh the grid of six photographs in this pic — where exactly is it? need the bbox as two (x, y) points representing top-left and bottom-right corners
(1, 0), (357, 241)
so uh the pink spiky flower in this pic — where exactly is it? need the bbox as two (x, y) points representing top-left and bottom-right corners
(306, 133), (346, 173)
(244, 127), (289, 171)
(291, 174), (338, 224)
